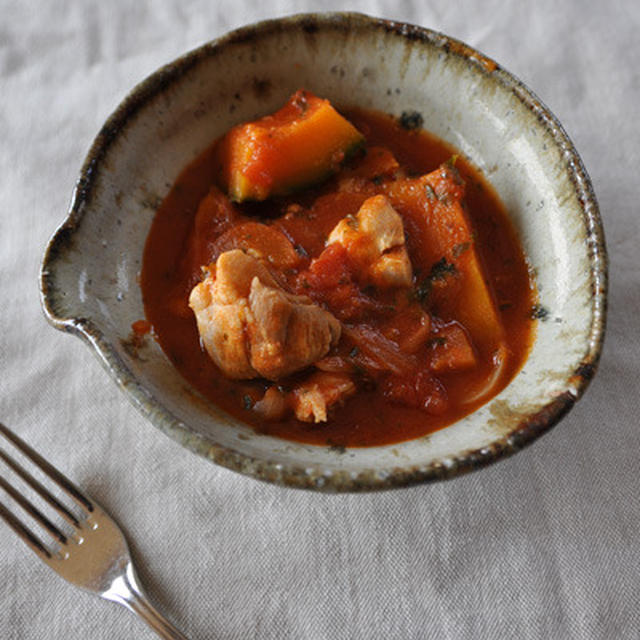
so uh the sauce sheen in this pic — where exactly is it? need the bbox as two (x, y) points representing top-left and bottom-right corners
(141, 108), (536, 447)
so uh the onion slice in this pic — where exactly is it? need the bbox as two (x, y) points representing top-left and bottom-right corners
(342, 324), (416, 376)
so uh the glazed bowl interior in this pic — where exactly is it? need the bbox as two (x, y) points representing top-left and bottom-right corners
(41, 13), (605, 490)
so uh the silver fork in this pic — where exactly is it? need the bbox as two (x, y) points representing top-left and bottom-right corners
(0, 422), (189, 639)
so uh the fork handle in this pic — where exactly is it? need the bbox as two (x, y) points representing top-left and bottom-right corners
(107, 564), (190, 640)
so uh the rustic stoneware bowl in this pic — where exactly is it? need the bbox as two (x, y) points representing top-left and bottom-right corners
(41, 13), (607, 491)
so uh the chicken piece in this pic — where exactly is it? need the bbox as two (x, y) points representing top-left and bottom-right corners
(326, 195), (412, 288)
(189, 250), (341, 380)
(212, 249), (280, 304)
(290, 372), (357, 423)
(370, 248), (412, 288)
(247, 278), (342, 379)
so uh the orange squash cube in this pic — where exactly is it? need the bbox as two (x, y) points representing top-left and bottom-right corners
(221, 90), (364, 201)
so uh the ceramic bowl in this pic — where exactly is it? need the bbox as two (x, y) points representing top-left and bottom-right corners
(40, 13), (607, 491)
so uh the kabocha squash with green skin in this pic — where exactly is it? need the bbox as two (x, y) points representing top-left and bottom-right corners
(221, 90), (365, 202)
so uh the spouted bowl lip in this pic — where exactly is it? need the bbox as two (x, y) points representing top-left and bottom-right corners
(40, 12), (607, 492)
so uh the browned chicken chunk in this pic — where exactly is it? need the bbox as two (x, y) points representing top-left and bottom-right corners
(326, 194), (412, 288)
(189, 250), (341, 380)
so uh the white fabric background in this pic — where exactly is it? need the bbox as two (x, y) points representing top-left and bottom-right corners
(1, 1), (638, 638)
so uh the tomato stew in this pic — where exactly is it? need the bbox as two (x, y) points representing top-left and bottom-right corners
(141, 107), (536, 447)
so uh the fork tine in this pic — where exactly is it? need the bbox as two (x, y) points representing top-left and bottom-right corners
(0, 446), (82, 527)
(0, 474), (68, 544)
(0, 426), (189, 638)
(0, 423), (93, 515)
(0, 499), (53, 559)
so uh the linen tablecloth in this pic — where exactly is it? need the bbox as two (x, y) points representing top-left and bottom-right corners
(1, 1), (638, 638)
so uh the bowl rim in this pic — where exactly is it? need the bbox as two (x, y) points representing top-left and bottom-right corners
(40, 11), (608, 492)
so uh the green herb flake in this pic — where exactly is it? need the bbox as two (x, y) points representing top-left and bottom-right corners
(399, 110), (424, 130)
(452, 242), (471, 258)
(327, 440), (347, 454)
(529, 303), (550, 321)
(242, 395), (253, 410)
(349, 346), (359, 358)
(345, 214), (359, 230)
(294, 244), (309, 258)
(424, 184), (436, 201)
(413, 258), (458, 305)
(414, 279), (432, 304)
(429, 257), (458, 281)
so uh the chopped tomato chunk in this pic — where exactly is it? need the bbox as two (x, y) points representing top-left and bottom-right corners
(382, 370), (448, 415)
(296, 244), (385, 321)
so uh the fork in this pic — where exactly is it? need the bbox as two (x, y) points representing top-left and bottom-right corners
(0, 422), (189, 639)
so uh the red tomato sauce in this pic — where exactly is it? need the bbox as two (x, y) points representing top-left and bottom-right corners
(141, 108), (536, 447)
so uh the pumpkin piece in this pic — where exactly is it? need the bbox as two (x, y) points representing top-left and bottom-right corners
(221, 89), (364, 201)
(383, 163), (505, 355)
